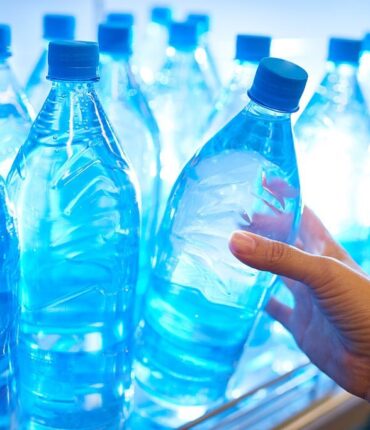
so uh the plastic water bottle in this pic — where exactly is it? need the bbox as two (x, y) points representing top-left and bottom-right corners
(0, 24), (33, 180)
(26, 14), (75, 113)
(0, 178), (18, 430)
(8, 41), (140, 429)
(359, 33), (370, 108)
(97, 23), (161, 317)
(135, 58), (307, 423)
(295, 37), (370, 271)
(149, 21), (214, 203)
(205, 34), (271, 140)
(187, 13), (221, 97)
(138, 6), (172, 86)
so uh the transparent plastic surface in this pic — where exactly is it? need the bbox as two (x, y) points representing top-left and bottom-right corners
(204, 61), (257, 141)
(7, 81), (140, 429)
(0, 58), (33, 179)
(196, 34), (221, 100)
(25, 47), (51, 115)
(148, 47), (214, 205)
(134, 101), (301, 423)
(137, 22), (169, 87)
(97, 53), (161, 317)
(0, 179), (19, 430)
(295, 62), (370, 271)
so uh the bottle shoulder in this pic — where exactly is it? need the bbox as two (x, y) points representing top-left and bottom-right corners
(9, 88), (139, 197)
(298, 69), (369, 122)
(0, 65), (34, 122)
(26, 50), (48, 90)
(155, 53), (212, 93)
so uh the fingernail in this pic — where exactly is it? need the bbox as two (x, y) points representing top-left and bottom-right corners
(230, 231), (257, 255)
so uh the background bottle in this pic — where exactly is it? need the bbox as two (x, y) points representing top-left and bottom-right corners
(8, 41), (140, 429)
(0, 178), (19, 430)
(25, 14), (76, 113)
(106, 12), (134, 26)
(205, 34), (271, 141)
(148, 21), (214, 205)
(359, 33), (370, 108)
(295, 37), (370, 272)
(0, 24), (33, 179)
(187, 13), (221, 98)
(97, 23), (161, 320)
(137, 6), (173, 86)
(135, 58), (307, 420)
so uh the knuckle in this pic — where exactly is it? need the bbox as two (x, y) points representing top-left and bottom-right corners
(320, 256), (340, 281)
(265, 240), (287, 264)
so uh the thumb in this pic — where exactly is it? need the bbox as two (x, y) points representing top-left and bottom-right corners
(229, 230), (345, 289)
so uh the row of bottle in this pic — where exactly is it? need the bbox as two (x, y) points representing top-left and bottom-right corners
(7, 12), (370, 271)
(0, 13), (369, 430)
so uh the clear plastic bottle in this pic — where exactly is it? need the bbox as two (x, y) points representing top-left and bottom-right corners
(138, 6), (172, 86)
(205, 34), (271, 141)
(135, 58), (307, 422)
(148, 21), (214, 204)
(0, 178), (19, 430)
(359, 33), (370, 108)
(295, 38), (370, 271)
(0, 24), (33, 180)
(97, 23), (161, 318)
(187, 13), (221, 98)
(8, 41), (140, 429)
(25, 14), (75, 114)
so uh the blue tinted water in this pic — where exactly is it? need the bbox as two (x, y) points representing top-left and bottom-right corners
(0, 58), (33, 179)
(7, 81), (140, 429)
(135, 101), (301, 410)
(0, 178), (19, 430)
(295, 62), (370, 271)
(97, 53), (161, 319)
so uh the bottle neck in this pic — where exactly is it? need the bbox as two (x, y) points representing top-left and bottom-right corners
(166, 46), (198, 61)
(49, 80), (95, 93)
(324, 61), (359, 87)
(231, 60), (258, 86)
(244, 99), (292, 121)
(199, 33), (209, 47)
(235, 100), (296, 172)
(321, 60), (364, 104)
(0, 55), (10, 69)
(98, 53), (135, 99)
(39, 80), (102, 137)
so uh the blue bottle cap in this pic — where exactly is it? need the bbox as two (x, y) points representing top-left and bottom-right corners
(47, 41), (99, 81)
(169, 21), (199, 51)
(235, 34), (272, 62)
(151, 6), (172, 25)
(248, 57), (308, 113)
(327, 37), (361, 64)
(43, 14), (76, 40)
(107, 13), (134, 26)
(0, 24), (11, 58)
(187, 13), (210, 35)
(362, 33), (370, 52)
(98, 23), (132, 56)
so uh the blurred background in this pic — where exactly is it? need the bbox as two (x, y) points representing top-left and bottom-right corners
(1, 0), (370, 108)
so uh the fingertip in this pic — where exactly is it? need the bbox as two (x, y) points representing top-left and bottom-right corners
(229, 231), (257, 256)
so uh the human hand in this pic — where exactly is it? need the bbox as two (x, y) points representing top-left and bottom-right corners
(229, 207), (370, 402)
